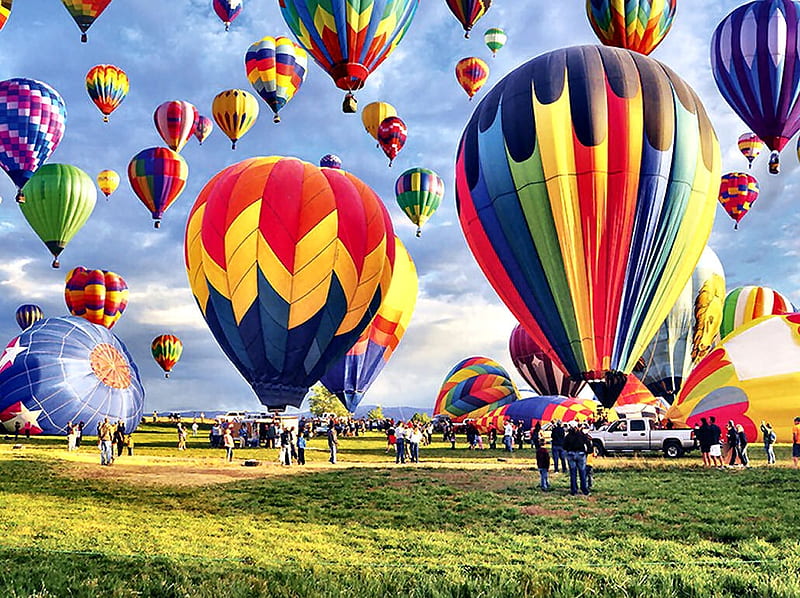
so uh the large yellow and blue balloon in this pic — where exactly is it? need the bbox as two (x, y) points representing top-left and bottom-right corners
(184, 156), (395, 411)
(455, 46), (721, 407)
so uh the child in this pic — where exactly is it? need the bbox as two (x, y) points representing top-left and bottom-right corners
(536, 444), (550, 491)
(124, 434), (134, 456)
(448, 428), (456, 450)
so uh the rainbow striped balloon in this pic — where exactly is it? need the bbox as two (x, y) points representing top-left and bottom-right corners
(586, 0), (677, 56)
(60, 0), (112, 42)
(434, 356), (519, 423)
(720, 286), (795, 339)
(64, 266), (128, 330)
(472, 396), (600, 434)
(127, 147), (188, 228)
(320, 237), (417, 412)
(184, 156), (395, 411)
(86, 65), (128, 122)
(395, 167), (444, 236)
(245, 36), (308, 123)
(445, 0), (491, 38)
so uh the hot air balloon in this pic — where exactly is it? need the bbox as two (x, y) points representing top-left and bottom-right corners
(15, 304), (43, 331)
(433, 356), (518, 422)
(394, 167), (444, 237)
(613, 376), (670, 419)
(509, 324), (587, 398)
(586, 0), (677, 56)
(60, 0), (112, 42)
(635, 247), (726, 403)
(0, 78), (67, 202)
(213, 0), (242, 31)
(361, 101), (397, 141)
(718, 172), (758, 230)
(320, 237), (417, 412)
(153, 101), (198, 153)
(96, 169), (119, 199)
(151, 334), (183, 378)
(455, 46), (721, 408)
(455, 57), (489, 100)
(484, 27), (506, 56)
(0, 0), (13, 32)
(377, 116), (407, 166)
(666, 314), (800, 443)
(194, 115), (214, 145)
(720, 286), (794, 339)
(472, 395), (602, 434)
(85, 65), (128, 123)
(0, 316), (144, 436)
(279, 0), (418, 111)
(211, 89), (259, 150)
(65, 267), (128, 329)
(127, 147), (188, 229)
(19, 164), (96, 268)
(184, 156), (395, 411)
(319, 154), (342, 169)
(245, 36), (308, 123)
(738, 133), (763, 168)
(711, 0), (800, 174)
(445, 0), (491, 38)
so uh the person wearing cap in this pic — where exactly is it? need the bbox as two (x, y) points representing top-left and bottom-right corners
(792, 417), (800, 468)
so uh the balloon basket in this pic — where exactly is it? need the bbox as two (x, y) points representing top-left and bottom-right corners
(273, 114), (281, 124)
(103, 116), (109, 123)
(165, 373), (170, 379)
(734, 223), (739, 230)
(415, 228), (421, 238)
(81, 33), (87, 43)
(342, 92), (357, 114)
(464, 31), (470, 39)
(231, 141), (237, 150)
(225, 23), (230, 32)
(15, 190), (25, 204)
(154, 220), (161, 229)
(51, 259), (60, 269)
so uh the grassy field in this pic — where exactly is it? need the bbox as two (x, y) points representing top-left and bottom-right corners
(1, 423), (799, 597)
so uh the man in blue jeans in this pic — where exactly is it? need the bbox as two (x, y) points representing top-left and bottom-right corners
(550, 421), (567, 473)
(563, 422), (591, 495)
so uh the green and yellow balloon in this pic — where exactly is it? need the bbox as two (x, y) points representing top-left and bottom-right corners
(394, 168), (445, 237)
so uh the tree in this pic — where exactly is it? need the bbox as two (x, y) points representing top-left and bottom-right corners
(367, 405), (384, 420)
(308, 384), (349, 418)
(411, 412), (431, 424)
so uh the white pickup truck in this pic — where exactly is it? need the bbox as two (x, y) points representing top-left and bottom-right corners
(591, 417), (696, 458)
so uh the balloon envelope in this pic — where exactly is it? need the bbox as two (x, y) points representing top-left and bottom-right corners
(586, 0), (677, 55)
(194, 115), (214, 144)
(394, 167), (444, 236)
(127, 147), (188, 227)
(720, 286), (794, 339)
(245, 36), (308, 123)
(445, 0), (491, 38)
(96, 169), (120, 197)
(212, 89), (259, 149)
(484, 28), (506, 55)
(213, 0), (242, 30)
(718, 172), (758, 229)
(473, 395), (601, 434)
(152, 334), (183, 377)
(0, 1), (12, 32)
(153, 101), (198, 152)
(361, 102), (397, 140)
(434, 356), (519, 423)
(319, 154), (342, 169)
(509, 324), (586, 398)
(65, 266), (128, 329)
(15, 304), (43, 331)
(60, 0), (112, 41)
(85, 64), (128, 122)
(738, 133), (763, 167)
(377, 116), (407, 166)
(0, 316), (144, 436)
(455, 57), (489, 99)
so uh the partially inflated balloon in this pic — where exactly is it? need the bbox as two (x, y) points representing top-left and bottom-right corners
(484, 27), (506, 56)
(445, 0), (491, 38)
(473, 395), (601, 434)
(127, 147), (188, 228)
(15, 304), (43, 331)
(720, 286), (794, 339)
(613, 376), (670, 419)
(0, 1), (11, 32)
(212, 89), (259, 150)
(395, 167), (444, 236)
(711, 0), (800, 172)
(184, 156), (395, 411)
(319, 154), (342, 169)
(455, 57), (489, 99)
(509, 324), (586, 398)
(60, 0), (112, 42)
(194, 115), (213, 145)
(19, 164), (96, 268)
(96, 169), (119, 198)
(85, 65), (128, 123)
(0, 316), (144, 436)
(320, 237), (417, 412)
(434, 356), (518, 423)
(738, 133), (763, 168)
(245, 36), (308, 123)
(361, 102), (397, 140)
(586, 0), (677, 56)
(213, 0), (241, 31)
(152, 334), (182, 378)
(279, 0), (418, 108)
(377, 116), (406, 166)
(718, 172), (758, 230)
(455, 46), (721, 408)
(65, 267), (128, 330)
(154, 101), (198, 152)
(0, 78), (67, 201)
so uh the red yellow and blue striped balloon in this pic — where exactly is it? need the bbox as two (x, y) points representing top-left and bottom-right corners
(738, 132), (763, 168)
(455, 46), (721, 408)
(153, 101), (198, 152)
(395, 167), (444, 237)
(245, 36), (308, 123)
(433, 356), (519, 423)
(85, 64), (128, 122)
(718, 172), (758, 230)
(127, 147), (188, 228)
(279, 0), (418, 104)
(15, 304), (43, 331)
(320, 237), (417, 412)
(151, 334), (183, 378)
(213, 0), (242, 31)
(586, 0), (677, 56)
(455, 57), (489, 99)
(184, 156), (395, 411)
(720, 286), (794, 339)
(60, 0), (112, 42)
(445, 0), (491, 38)
(65, 266), (128, 329)
(0, 1), (13, 32)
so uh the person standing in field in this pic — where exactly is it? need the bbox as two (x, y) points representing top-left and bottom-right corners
(386, 425), (396, 454)
(98, 418), (113, 466)
(177, 422), (187, 451)
(113, 423), (125, 457)
(760, 421), (776, 465)
(14, 421), (20, 441)
(223, 427), (234, 462)
(536, 442), (550, 491)
(327, 420), (339, 464)
(408, 424), (422, 463)
(503, 420), (514, 453)
(76, 421), (84, 448)
(191, 421), (199, 437)
(395, 422), (406, 464)
(735, 424), (749, 467)
(564, 422), (590, 496)
(725, 420), (739, 466)
(297, 432), (306, 465)
(550, 421), (566, 473)
(280, 427), (293, 466)
(708, 417), (723, 468)
(792, 417), (800, 468)
(66, 421), (76, 451)
(125, 434), (134, 456)
(697, 417), (711, 467)
(23, 421), (31, 440)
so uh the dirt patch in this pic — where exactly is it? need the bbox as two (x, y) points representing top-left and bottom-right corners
(520, 505), (574, 517)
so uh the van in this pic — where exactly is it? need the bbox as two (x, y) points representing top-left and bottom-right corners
(221, 411), (247, 422)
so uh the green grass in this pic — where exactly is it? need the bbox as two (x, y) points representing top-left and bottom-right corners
(1, 425), (798, 597)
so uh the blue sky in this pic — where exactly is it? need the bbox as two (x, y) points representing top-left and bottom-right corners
(0, 0), (797, 413)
